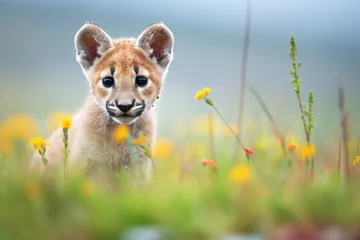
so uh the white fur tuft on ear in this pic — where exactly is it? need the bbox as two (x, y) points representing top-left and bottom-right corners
(74, 22), (114, 72)
(136, 22), (174, 70)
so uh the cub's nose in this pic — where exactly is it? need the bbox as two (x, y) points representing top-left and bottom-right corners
(118, 104), (132, 113)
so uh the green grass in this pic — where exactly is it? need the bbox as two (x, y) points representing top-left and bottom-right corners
(1, 144), (360, 240)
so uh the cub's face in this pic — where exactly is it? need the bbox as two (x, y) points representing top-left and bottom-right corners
(74, 22), (174, 124)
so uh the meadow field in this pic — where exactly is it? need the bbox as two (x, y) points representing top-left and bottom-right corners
(1, 33), (360, 240)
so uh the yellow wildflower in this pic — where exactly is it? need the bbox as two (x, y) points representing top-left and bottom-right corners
(47, 111), (70, 131)
(300, 144), (316, 158)
(194, 90), (206, 100)
(60, 117), (72, 129)
(0, 114), (39, 140)
(228, 163), (252, 184)
(194, 87), (212, 100)
(203, 87), (212, 95)
(153, 138), (174, 159)
(133, 135), (147, 145)
(353, 156), (360, 166)
(29, 137), (50, 152)
(113, 124), (130, 142)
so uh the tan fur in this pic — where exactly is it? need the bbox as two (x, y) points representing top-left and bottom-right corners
(30, 22), (174, 180)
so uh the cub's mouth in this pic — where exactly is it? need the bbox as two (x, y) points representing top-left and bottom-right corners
(106, 109), (140, 125)
(112, 115), (138, 125)
(105, 101), (145, 125)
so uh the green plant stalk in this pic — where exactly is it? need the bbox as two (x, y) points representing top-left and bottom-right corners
(307, 91), (315, 136)
(205, 98), (245, 149)
(139, 144), (156, 173)
(246, 153), (251, 164)
(288, 152), (294, 168)
(62, 128), (69, 179)
(289, 35), (315, 173)
(39, 148), (48, 167)
(307, 91), (315, 171)
(127, 137), (143, 181)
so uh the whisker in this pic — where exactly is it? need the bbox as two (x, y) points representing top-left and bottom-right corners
(141, 115), (150, 126)
(93, 111), (110, 130)
(132, 121), (137, 135)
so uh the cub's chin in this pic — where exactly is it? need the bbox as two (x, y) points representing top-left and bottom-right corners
(112, 115), (138, 125)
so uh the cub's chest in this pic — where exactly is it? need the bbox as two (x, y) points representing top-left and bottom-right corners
(82, 137), (132, 165)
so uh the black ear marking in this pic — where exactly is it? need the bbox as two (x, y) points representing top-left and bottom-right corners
(134, 66), (139, 75)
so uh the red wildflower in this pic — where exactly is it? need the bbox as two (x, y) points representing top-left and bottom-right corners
(244, 148), (254, 155)
(287, 142), (297, 152)
(288, 144), (296, 150)
(201, 159), (218, 173)
(202, 160), (216, 166)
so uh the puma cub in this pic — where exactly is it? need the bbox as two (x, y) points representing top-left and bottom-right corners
(30, 22), (174, 179)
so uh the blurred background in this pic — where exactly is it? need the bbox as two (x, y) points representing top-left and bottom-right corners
(0, 0), (359, 144)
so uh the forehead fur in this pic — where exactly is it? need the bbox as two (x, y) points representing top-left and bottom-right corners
(90, 38), (162, 86)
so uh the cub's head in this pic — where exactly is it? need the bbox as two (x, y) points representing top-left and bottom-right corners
(74, 22), (174, 125)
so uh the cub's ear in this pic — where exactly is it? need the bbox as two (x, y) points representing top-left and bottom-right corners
(136, 22), (174, 70)
(74, 22), (113, 72)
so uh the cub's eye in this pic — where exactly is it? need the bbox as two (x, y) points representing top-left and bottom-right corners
(135, 76), (148, 87)
(102, 77), (114, 88)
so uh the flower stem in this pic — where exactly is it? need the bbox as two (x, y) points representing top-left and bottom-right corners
(39, 148), (48, 167)
(127, 137), (144, 181)
(41, 155), (48, 167)
(62, 128), (69, 180)
(207, 98), (245, 149)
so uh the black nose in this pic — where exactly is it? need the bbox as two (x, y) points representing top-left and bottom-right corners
(118, 104), (133, 113)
